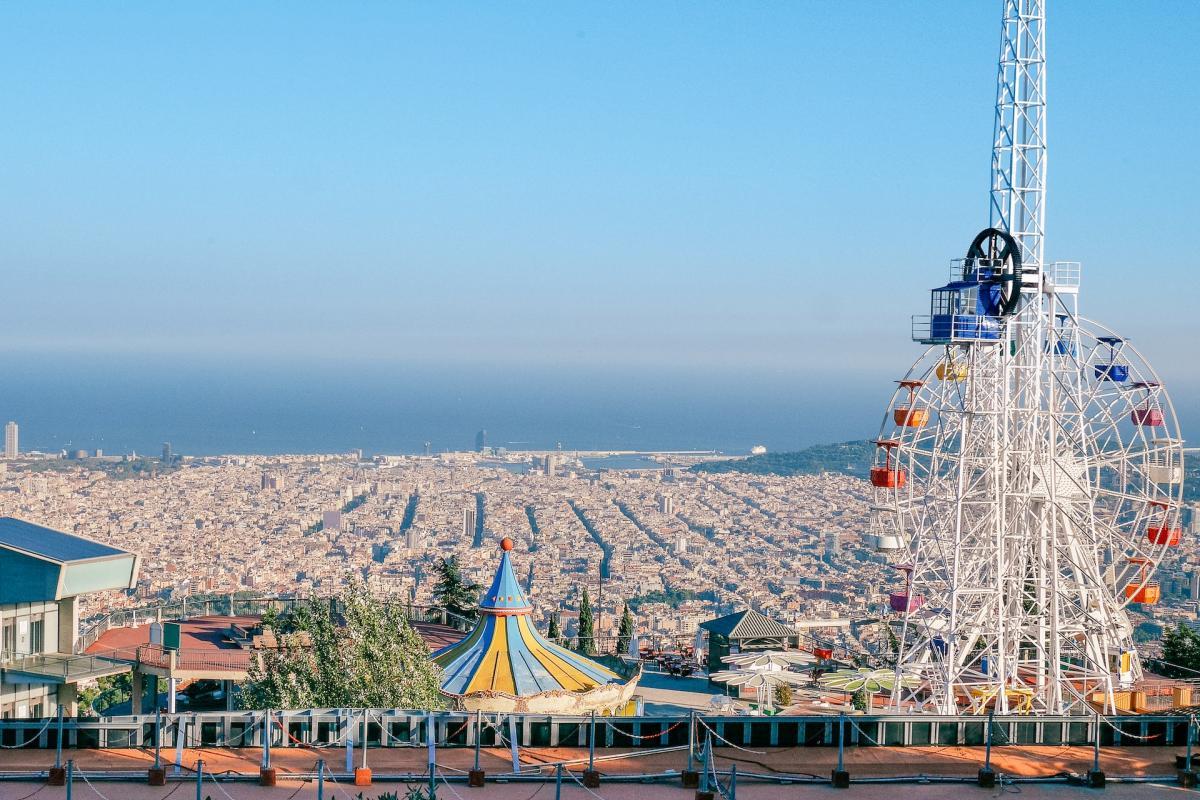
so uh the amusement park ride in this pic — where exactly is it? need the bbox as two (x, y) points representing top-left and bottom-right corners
(869, 0), (1185, 715)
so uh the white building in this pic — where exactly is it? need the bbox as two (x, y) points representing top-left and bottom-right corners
(4, 422), (17, 460)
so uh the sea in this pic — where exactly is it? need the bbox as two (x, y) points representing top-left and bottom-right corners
(0, 355), (891, 458)
(2, 354), (1195, 458)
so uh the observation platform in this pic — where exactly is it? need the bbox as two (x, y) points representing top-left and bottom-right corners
(0, 741), (1187, 798)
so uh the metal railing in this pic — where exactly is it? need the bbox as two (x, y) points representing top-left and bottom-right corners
(912, 314), (1003, 344)
(0, 652), (128, 681)
(78, 597), (477, 653)
(0, 709), (1193, 751)
(1049, 261), (1082, 288)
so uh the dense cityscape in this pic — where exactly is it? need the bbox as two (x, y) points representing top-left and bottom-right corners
(2, 421), (1197, 661)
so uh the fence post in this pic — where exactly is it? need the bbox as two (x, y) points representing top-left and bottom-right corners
(317, 758), (325, 800)
(65, 759), (73, 800)
(260, 709), (277, 786)
(174, 716), (185, 776)
(469, 709), (485, 787)
(555, 762), (563, 800)
(55, 705), (63, 769)
(195, 757), (204, 800)
(831, 712), (849, 788)
(583, 710), (599, 787)
(1088, 712), (1106, 788)
(355, 710), (372, 786)
(729, 763), (737, 800)
(682, 711), (699, 788)
(978, 712), (995, 787)
(148, 707), (166, 785)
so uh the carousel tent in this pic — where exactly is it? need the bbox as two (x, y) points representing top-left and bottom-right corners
(432, 538), (637, 712)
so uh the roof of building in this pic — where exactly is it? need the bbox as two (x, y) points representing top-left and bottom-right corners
(433, 538), (620, 697)
(699, 609), (796, 640)
(0, 517), (125, 563)
(0, 517), (138, 604)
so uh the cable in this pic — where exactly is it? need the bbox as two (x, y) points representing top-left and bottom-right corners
(206, 769), (241, 800)
(75, 767), (113, 800)
(322, 763), (363, 800)
(156, 782), (184, 800)
(567, 766), (609, 800)
(0, 717), (54, 749)
(8, 784), (46, 800)
(436, 768), (468, 800)
(696, 719), (767, 754)
(601, 718), (685, 741)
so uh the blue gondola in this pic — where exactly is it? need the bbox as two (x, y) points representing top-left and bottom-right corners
(930, 636), (948, 657)
(1094, 336), (1129, 382)
(1046, 315), (1077, 356)
(929, 279), (1002, 343)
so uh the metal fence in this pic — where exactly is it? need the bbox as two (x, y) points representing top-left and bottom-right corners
(0, 710), (1191, 751)
(77, 597), (477, 653)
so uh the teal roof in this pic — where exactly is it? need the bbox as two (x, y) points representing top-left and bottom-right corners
(0, 517), (138, 604)
(0, 518), (125, 562)
(699, 609), (795, 640)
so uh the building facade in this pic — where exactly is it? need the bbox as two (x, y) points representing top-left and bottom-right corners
(0, 518), (139, 717)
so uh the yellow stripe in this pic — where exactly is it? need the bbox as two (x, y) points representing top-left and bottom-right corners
(466, 617), (516, 694)
(541, 635), (619, 680)
(515, 617), (596, 691)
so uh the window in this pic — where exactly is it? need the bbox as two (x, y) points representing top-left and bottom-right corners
(1, 620), (13, 661)
(29, 617), (44, 654)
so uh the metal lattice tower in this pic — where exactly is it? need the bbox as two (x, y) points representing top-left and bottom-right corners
(868, 0), (1185, 715)
(990, 0), (1047, 275)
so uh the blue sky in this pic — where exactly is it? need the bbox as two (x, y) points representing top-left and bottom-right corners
(1, 2), (1197, 390)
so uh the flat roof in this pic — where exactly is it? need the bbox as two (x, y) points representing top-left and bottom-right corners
(0, 516), (126, 563)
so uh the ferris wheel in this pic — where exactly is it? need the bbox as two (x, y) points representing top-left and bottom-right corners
(868, 297), (1185, 712)
(872, 320), (1185, 601)
(860, 1), (1185, 715)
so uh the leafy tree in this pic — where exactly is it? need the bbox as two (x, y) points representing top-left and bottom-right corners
(547, 612), (562, 645)
(239, 581), (445, 710)
(616, 602), (635, 655)
(851, 689), (870, 711)
(578, 587), (595, 655)
(773, 682), (794, 708)
(432, 556), (481, 622)
(1160, 623), (1200, 678)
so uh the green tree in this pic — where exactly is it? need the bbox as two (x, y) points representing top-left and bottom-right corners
(547, 612), (562, 645)
(577, 587), (595, 655)
(773, 682), (794, 708)
(239, 581), (445, 710)
(616, 602), (635, 656)
(432, 556), (481, 623)
(1161, 623), (1200, 677)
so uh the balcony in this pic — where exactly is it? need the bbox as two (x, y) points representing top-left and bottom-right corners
(912, 314), (1003, 345)
(1, 652), (130, 684)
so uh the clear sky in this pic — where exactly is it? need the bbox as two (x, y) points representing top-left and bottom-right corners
(1, 2), (1197, 391)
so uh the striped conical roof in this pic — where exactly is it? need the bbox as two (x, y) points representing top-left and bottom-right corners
(433, 538), (619, 697)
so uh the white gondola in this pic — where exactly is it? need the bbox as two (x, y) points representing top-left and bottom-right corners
(1146, 440), (1184, 484)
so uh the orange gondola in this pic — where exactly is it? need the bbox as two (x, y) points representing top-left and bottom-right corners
(892, 380), (929, 427)
(1146, 502), (1182, 547)
(1125, 558), (1161, 605)
(871, 440), (907, 488)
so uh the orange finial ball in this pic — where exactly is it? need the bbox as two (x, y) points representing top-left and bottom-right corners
(500, 537), (514, 551)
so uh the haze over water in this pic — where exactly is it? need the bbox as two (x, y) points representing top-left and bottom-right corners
(0, 355), (897, 457)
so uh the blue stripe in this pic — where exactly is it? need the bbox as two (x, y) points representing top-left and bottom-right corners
(439, 616), (496, 694)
